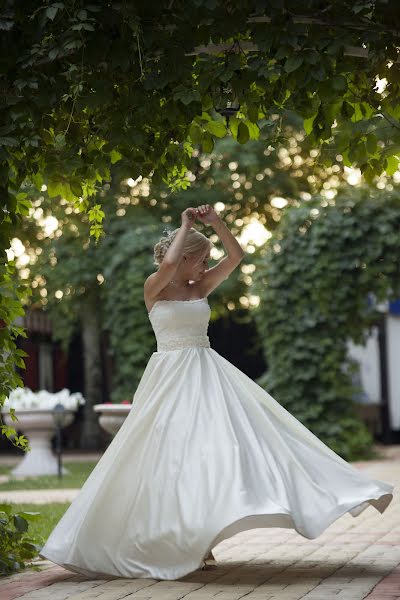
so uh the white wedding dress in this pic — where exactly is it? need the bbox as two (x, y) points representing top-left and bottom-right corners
(39, 297), (394, 580)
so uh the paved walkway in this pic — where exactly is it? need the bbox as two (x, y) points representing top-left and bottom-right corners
(0, 446), (399, 600)
(0, 488), (80, 503)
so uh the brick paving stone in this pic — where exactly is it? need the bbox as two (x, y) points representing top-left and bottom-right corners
(10, 578), (112, 600)
(365, 597), (400, 600)
(65, 580), (164, 600)
(0, 564), (54, 587)
(364, 563), (400, 600)
(0, 567), (77, 600)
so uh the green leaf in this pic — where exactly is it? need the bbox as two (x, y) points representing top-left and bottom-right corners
(237, 121), (249, 144)
(19, 510), (42, 521)
(54, 133), (66, 150)
(70, 179), (83, 197)
(13, 514), (28, 533)
(48, 47), (59, 61)
(201, 131), (214, 153)
(352, 141), (369, 164)
(335, 130), (350, 152)
(363, 165), (376, 184)
(205, 120), (227, 138)
(0, 137), (19, 147)
(366, 134), (377, 155)
(199, 111), (211, 122)
(229, 117), (239, 140)
(317, 80), (333, 102)
(219, 69), (233, 83)
(331, 75), (347, 93)
(46, 6), (59, 21)
(173, 88), (201, 106)
(189, 122), (203, 145)
(244, 119), (260, 140)
(110, 149), (122, 164)
(385, 155), (399, 176)
(30, 172), (44, 189)
(324, 100), (343, 123)
(15, 198), (32, 216)
(341, 149), (352, 167)
(304, 114), (317, 135)
(284, 55), (303, 73)
(47, 179), (71, 200)
(247, 104), (259, 123)
(341, 101), (355, 118)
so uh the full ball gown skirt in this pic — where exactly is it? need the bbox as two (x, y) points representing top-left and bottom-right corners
(39, 297), (394, 580)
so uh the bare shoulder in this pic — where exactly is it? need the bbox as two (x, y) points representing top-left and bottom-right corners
(144, 272), (157, 287)
(143, 273), (158, 309)
(143, 272), (176, 312)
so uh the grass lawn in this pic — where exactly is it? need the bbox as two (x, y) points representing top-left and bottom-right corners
(0, 461), (97, 490)
(7, 502), (71, 548)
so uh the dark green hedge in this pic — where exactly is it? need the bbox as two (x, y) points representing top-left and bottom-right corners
(252, 187), (400, 460)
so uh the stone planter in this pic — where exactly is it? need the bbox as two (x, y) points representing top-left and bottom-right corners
(93, 404), (131, 436)
(2, 409), (76, 477)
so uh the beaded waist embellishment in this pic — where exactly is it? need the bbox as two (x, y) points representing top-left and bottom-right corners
(157, 335), (211, 352)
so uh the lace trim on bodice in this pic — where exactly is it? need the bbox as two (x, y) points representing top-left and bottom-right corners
(148, 297), (207, 318)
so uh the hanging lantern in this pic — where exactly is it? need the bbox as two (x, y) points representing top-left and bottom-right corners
(213, 81), (241, 128)
(211, 41), (244, 128)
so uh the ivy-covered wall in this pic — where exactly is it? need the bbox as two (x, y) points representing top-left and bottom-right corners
(102, 220), (158, 402)
(251, 187), (400, 461)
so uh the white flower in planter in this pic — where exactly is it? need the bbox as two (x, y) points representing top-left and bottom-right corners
(3, 387), (85, 411)
(1, 387), (86, 477)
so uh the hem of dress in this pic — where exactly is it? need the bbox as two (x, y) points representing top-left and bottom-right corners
(37, 485), (393, 581)
(37, 550), (205, 581)
(204, 487), (394, 553)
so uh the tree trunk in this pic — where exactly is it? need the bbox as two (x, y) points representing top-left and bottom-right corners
(79, 290), (103, 449)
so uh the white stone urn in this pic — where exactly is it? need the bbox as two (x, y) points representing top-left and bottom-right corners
(93, 403), (131, 436)
(2, 387), (85, 477)
(3, 409), (76, 477)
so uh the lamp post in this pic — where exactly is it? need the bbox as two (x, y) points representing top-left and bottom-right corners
(52, 402), (65, 480)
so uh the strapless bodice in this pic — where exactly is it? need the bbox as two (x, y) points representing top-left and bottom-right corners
(148, 297), (211, 352)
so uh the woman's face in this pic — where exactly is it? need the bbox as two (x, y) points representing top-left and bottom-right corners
(183, 251), (211, 281)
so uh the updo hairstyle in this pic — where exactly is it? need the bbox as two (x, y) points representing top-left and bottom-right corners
(153, 227), (214, 268)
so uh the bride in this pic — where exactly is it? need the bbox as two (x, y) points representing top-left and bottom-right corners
(39, 204), (394, 581)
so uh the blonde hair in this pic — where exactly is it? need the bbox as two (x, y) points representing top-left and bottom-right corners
(153, 227), (214, 267)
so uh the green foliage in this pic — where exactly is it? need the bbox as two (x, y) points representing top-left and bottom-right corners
(0, 503), (41, 575)
(2, 1), (400, 238)
(2, 502), (71, 554)
(101, 217), (160, 401)
(0, 259), (31, 453)
(252, 187), (400, 460)
(177, 125), (346, 233)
